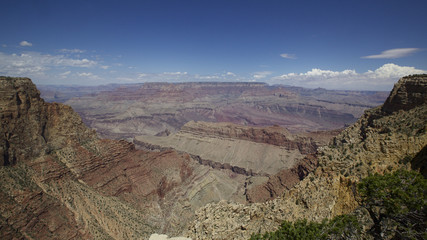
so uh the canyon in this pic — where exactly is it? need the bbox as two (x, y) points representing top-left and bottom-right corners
(39, 82), (388, 140)
(187, 75), (427, 239)
(0, 77), (332, 239)
(0, 75), (425, 239)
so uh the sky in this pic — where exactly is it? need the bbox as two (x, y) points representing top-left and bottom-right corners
(1, 0), (426, 90)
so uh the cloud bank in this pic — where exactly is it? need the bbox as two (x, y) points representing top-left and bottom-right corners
(270, 63), (426, 90)
(0, 49), (425, 91)
(362, 48), (420, 59)
(0, 51), (97, 76)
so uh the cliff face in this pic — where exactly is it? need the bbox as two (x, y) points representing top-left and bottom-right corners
(135, 121), (320, 177)
(0, 77), (95, 166)
(186, 75), (427, 239)
(180, 121), (318, 154)
(0, 77), (250, 239)
(382, 74), (427, 114)
(135, 120), (326, 204)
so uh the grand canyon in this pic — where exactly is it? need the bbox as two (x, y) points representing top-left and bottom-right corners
(1, 75), (426, 239)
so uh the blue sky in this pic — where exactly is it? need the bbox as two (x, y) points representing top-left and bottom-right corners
(1, 0), (426, 90)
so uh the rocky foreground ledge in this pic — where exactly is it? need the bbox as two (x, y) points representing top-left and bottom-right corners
(186, 74), (427, 239)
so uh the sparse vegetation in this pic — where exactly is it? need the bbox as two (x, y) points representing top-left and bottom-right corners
(250, 169), (426, 240)
(250, 214), (361, 240)
(357, 169), (427, 240)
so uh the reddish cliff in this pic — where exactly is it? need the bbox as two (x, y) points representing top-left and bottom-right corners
(181, 121), (318, 154)
(0, 77), (248, 238)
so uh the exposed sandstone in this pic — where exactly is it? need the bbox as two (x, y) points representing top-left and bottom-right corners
(382, 74), (427, 113)
(0, 77), (249, 238)
(135, 121), (319, 176)
(245, 154), (318, 203)
(186, 75), (427, 239)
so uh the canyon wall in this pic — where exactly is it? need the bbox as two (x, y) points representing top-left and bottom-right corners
(0, 77), (251, 238)
(186, 75), (427, 239)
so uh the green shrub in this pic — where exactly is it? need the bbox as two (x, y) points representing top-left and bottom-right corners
(250, 214), (360, 240)
(250, 169), (426, 240)
(357, 169), (426, 239)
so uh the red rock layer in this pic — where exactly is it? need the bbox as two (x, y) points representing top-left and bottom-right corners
(181, 121), (318, 154)
(0, 77), (202, 238)
(245, 154), (318, 203)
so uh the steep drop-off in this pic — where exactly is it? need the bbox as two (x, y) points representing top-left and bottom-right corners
(186, 74), (427, 239)
(135, 121), (318, 176)
(0, 77), (252, 239)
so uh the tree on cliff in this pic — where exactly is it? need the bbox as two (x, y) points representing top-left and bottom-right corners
(250, 214), (361, 240)
(250, 169), (426, 240)
(357, 169), (427, 240)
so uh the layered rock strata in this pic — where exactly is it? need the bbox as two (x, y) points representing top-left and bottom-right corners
(186, 74), (427, 239)
(0, 77), (250, 239)
(135, 121), (318, 176)
(59, 82), (387, 139)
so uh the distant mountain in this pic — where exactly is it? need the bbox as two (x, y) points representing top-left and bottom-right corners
(38, 82), (388, 139)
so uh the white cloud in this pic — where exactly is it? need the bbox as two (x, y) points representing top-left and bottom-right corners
(78, 72), (93, 77)
(59, 71), (71, 76)
(20, 41), (32, 47)
(131, 71), (247, 83)
(100, 65), (110, 70)
(362, 48), (420, 59)
(253, 71), (273, 79)
(77, 72), (101, 80)
(280, 53), (296, 59)
(59, 71), (71, 79)
(59, 48), (85, 53)
(365, 63), (425, 79)
(270, 63), (426, 91)
(196, 75), (220, 80)
(1, 44), (7, 48)
(0, 51), (97, 77)
(162, 71), (188, 75)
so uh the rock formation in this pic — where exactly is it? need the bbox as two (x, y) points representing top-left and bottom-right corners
(0, 77), (250, 238)
(55, 82), (387, 139)
(186, 74), (427, 239)
(1, 75), (420, 240)
(135, 121), (319, 176)
(382, 74), (427, 113)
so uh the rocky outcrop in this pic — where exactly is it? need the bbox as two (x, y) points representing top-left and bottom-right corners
(245, 154), (318, 203)
(0, 77), (95, 166)
(382, 74), (427, 114)
(0, 77), (250, 239)
(186, 75), (427, 239)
